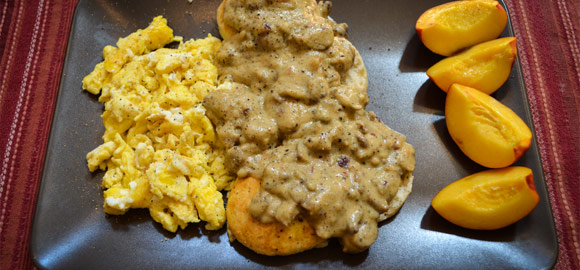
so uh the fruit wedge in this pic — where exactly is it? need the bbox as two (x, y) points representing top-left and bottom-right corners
(445, 84), (532, 168)
(416, 0), (508, 56)
(427, 37), (517, 95)
(432, 166), (539, 230)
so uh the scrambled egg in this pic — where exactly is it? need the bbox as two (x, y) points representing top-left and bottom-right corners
(83, 16), (234, 232)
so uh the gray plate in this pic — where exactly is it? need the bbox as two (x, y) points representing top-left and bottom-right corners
(30, 0), (558, 269)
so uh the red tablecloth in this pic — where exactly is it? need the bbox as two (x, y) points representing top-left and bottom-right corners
(0, 0), (578, 269)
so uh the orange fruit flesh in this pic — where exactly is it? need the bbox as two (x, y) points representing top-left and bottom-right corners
(432, 166), (539, 230)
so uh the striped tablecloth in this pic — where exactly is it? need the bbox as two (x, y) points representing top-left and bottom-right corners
(0, 0), (578, 269)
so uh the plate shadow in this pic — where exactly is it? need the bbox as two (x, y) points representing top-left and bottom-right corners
(413, 80), (446, 115)
(399, 33), (443, 73)
(421, 206), (516, 242)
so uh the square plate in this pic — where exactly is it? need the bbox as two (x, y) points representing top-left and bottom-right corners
(31, 0), (558, 269)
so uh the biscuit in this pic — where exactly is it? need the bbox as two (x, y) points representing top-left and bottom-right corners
(217, 0), (237, 40)
(226, 177), (327, 256)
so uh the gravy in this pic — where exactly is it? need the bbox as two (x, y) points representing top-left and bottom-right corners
(204, 0), (415, 253)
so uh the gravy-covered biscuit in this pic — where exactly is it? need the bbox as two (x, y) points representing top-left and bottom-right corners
(226, 177), (326, 256)
(217, 0), (237, 40)
(213, 0), (416, 255)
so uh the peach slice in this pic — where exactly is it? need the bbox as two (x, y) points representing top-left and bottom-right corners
(445, 84), (532, 168)
(427, 37), (517, 95)
(432, 166), (539, 230)
(416, 0), (508, 56)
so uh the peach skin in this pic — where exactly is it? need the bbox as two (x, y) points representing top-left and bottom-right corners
(427, 37), (517, 95)
(445, 84), (532, 168)
(432, 166), (539, 230)
(416, 0), (508, 56)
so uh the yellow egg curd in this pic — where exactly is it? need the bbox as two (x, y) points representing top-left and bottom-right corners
(83, 16), (234, 232)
